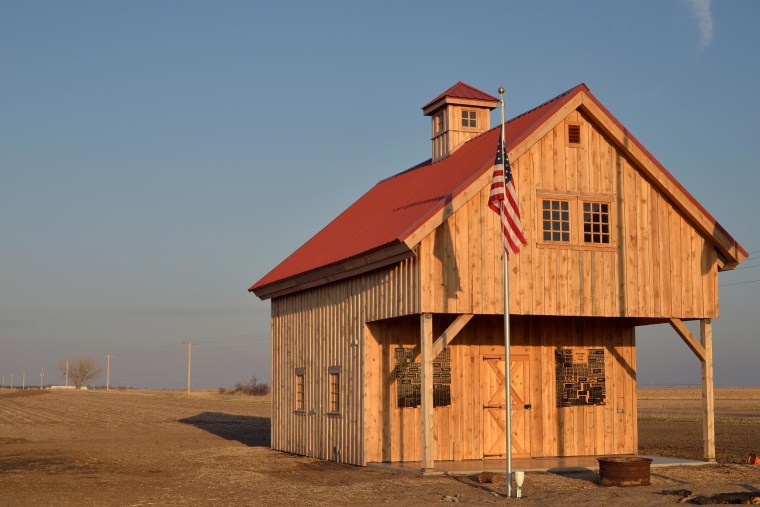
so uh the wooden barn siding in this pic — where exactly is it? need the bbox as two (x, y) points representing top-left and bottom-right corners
(364, 315), (636, 463)
(270, 256), (419, 466)
(419, 109), (718, 318)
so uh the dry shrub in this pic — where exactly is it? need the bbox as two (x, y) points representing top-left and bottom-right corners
(223, 376), (270, 396)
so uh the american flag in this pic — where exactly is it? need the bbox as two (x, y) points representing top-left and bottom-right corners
(488, 130), (526, 255)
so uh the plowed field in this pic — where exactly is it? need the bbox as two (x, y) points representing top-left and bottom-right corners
(0, 388), (759, 506)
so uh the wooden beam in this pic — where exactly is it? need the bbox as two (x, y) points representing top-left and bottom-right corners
(701, 319), (716, 462)
(668, 318), (706, 362)
(432, 314), (474, 358)
(420, 313), (434, 471)
(669, 317), (715, 462)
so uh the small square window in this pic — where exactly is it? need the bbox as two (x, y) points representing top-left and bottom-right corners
(541, 199), (571, 243)
(582, 201), (610, 244)
(461, 110), (477, 128)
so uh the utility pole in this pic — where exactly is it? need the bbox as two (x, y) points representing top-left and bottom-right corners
(39, 367), (45, 389)
(10, 374), (13, 389)
(22, 371), (26, 390)
(105, 353), (113, 390)
(184, 340), (192, 395)
(65, 361), (69, 387)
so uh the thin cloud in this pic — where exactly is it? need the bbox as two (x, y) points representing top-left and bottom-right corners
(684, 0), (714, 50)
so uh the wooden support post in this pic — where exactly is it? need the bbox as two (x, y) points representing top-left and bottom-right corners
(701, 319), (715, 462)
(671, 318), (715, 462)
(420, 313), (434, 472)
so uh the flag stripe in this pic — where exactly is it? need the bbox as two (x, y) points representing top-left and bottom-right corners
(488, 128), (526, 255)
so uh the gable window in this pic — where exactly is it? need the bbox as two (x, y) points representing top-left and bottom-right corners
(295, 368), (305, 413)
(541, 199), (571, 242)
(582, 201), (610, 244)
(327, 366), (341, 415)
(461, 110), (477, 128)
(537, 193), (614, 248)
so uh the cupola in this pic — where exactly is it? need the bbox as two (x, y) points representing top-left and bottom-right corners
(422, 81), (498, 162)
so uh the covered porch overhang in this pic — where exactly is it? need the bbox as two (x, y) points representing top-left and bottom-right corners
(415, 313), (718, 473)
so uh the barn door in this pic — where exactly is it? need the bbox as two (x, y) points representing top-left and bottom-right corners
(482, 354), (531, 458)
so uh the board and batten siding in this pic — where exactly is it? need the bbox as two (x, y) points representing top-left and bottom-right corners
(270, 256), (419, 465)
(419, 109), (719, 319)
(363, 315), (637, 462)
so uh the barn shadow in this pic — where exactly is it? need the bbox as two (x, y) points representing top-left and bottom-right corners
(179, 412), (271, 447)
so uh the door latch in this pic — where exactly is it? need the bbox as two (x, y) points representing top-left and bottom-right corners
(524, 404), (532, 410)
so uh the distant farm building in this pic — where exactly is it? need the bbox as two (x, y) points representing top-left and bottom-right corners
(249, 82), (746, 468)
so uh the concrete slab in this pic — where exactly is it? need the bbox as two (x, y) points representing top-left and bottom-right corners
(368, 455), (710, 476)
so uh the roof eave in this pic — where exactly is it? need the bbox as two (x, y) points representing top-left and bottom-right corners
(250, 241), (414, 300)
(422, 96), (498, 116)
(576, 90), (747, 267)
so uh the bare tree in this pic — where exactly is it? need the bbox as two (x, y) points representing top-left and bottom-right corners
(59, 357), (102, 389)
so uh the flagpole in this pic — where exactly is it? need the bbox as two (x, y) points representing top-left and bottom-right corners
(499, 86), (513, 499)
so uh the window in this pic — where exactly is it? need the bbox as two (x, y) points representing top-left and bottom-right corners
(537, 193), (614, 248)
(461, 110), (477, 128)
(328, 366), (340, 414)
(582, 202), (610, 244)
(394, 347), (452, 409)
(435, 112), (445, 134)
(541, 199), (571, 242)
(295, 368), (305, 412)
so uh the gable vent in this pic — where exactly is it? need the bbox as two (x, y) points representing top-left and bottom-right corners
(568, 124), (581, 144)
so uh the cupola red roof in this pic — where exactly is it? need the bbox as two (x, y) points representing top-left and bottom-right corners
(421, 81), (499, 112)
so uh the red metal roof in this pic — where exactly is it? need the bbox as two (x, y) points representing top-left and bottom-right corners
(251, 85), (581, 291)
(251, 83), (746, 293)
(421, 81), (499, 111)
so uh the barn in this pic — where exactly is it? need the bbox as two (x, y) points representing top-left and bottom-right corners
(249, 82), (747, 470)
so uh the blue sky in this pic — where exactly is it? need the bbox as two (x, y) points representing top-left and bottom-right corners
(1, 1), (758, 388)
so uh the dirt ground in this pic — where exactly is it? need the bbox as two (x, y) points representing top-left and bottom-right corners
(1, 389), (759, 506)
(638, 388), (760, 464)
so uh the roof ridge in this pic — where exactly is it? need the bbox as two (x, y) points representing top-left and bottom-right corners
(379, 85), (587, 186)
(504, 83), (586, 125)
(422, 81), (499, 111)
(454, 81), (499, 101)
(377, 159), (431, 184)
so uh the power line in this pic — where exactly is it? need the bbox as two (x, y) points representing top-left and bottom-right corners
(734, 263), (760, 271)
(191, 332), (269, 344)
(721, 278), (760, 287)
(206, 343), (270, 351)
(116, 341), (184, 358)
